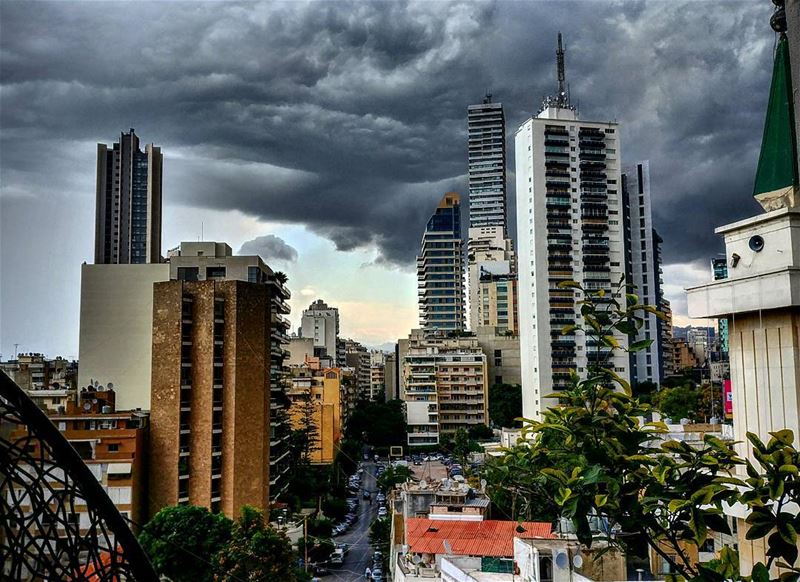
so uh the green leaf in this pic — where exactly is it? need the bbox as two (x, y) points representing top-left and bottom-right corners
(746, 521), (774, 540)
(751, 563), (770, 582)
(748, 432), (768, 453)
(779, 464), (799, 475)
(770, 429), (795, 446)
(628, 339), (654, 352)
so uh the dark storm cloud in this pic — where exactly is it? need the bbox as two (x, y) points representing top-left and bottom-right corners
(0, 0), (774, 266)
(239, 234), (298, 263)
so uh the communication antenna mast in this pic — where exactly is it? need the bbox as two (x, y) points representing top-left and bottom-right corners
(557, 32), (566, 99)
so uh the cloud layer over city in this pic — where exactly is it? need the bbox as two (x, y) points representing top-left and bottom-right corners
(0, 0), (774, 353)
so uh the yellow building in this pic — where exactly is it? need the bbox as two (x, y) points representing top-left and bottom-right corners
(287, 365), (343, 464)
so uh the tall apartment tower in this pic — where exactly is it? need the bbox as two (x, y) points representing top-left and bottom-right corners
(150, 280), (274, 518)
(515, 34), (629, 419)
(300, 300), (340, 365)
(95, 129), (163, 264)
(622, 161), (665, 386)
(466, 96), (517, 332)
(468, 95), (507, 231)
(417, 192), (465, 332)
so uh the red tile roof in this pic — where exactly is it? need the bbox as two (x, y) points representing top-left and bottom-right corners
(405, 518), (554, 558)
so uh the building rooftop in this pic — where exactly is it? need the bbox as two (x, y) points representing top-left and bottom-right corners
(405, 518), (553, 558)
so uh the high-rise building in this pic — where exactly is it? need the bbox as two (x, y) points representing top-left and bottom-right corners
(711, 257), (730, 356)
(622, 161), (665, 387)
(149, 279), (275, 517)
(95, 129), (163, 265)
(468, 95), (507, 231)
(402, 329), (488, 447)
(660, 298), (676, 377)
(418, 192), (465, 332)
(474, 326), (522, 388)
(467, 226), (516, 331)
(515, 34), (629, 419)
(165, 242), (292, 501)
(300, 299), (340, 364)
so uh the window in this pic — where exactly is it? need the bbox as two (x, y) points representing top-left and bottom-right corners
(206, 266), (226, 279)
(108, 443), (120, 452)
(247, 266), (262, 283)
(177, 267), (199, 281)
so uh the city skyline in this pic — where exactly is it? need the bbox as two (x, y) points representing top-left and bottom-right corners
(0, 1), (772, 358)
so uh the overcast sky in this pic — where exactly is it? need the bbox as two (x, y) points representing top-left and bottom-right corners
(0, 0), (774, 359)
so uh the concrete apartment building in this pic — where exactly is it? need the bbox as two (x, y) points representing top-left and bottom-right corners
(370, 355), (386, 402)
(287, 365), (343, 464)
(0, 354), (77, 392)
(149, 279), (276, 517)
(418, 193), (465, 332)
(9, 387), (149, 537)
(515, 34), (629, 419)
(342, 338), (371, 399)
(466, 96), (518, 334)
(474, 273), (519, 334)
(621, 161), (665, 387)
(80, 241), (294, 501)
(402, 330), (488, 447)
(474, 326), (522, 387)
(660, 298), (676, 377)
(95, 129), (162, 265)
(300, 299), (340, 364)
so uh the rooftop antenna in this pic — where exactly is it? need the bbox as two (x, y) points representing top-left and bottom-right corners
(557, 32), (567, 100)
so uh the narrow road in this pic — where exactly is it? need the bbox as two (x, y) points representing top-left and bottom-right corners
(328, 461), (379, 582)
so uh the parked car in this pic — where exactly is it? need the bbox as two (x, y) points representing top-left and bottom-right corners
(363, 491), (371, 500)
(377, 507), (387, 518)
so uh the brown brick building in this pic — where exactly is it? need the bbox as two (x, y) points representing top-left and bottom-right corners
(149, 280), (274, 518)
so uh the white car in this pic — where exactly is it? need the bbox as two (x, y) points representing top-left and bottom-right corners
(377, 507), (388, 518)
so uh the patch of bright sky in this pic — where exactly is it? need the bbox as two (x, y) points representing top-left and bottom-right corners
(163, 204), (419, 349)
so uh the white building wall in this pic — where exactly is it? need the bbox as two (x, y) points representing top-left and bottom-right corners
(516, 111), (629, 420)
(78, 263), (170, 410)
(624, 161), (663, 386)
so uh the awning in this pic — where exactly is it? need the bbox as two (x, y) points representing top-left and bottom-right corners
(107, 462), (132, 475)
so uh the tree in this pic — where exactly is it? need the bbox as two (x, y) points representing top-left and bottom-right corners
(369, 517), (391, 572)
(654, 384), (699, 421)
(488, 383), (522, 428)
(377, 464), (412, 493)
(452, 427), (471, 468)
(139, 505), (233, 582)
(214, 505), (299, 582)
(344, 398), (406, 447)
(322, 496), (349, 522)
(488, 280), (800, 581)
(295, 389), (320, 465)
(468, 423), (495, 441)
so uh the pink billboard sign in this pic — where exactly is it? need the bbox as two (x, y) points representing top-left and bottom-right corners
(723, 379), (733, 416)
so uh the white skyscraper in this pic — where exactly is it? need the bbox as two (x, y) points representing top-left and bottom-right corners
(622, 161), (665, 387)
(515, 34), (629, 419)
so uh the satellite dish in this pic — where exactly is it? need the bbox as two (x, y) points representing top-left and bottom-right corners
(480, 479), (487, 491)
(83, 402), (91, 411)
(573, 555), (584, 568)
(412, 555), (422, 565)
(442, 479), (451, 490)
(419, 480), (427, 489)
(443, 540), (453, 555)
(555, 551), (569, 569)
(460, 483), (470, 493)
(107, 382), (114, 389)
(93, 380), (99, 388)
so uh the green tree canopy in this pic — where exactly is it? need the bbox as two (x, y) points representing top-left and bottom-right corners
(344, 399), (406, 447)
(214, 505), (298, 582)
(139, 505), (233, 582)
(488, 383), (522, 428)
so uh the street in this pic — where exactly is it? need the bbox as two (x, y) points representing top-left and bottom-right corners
(325, 461), (380, 582)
